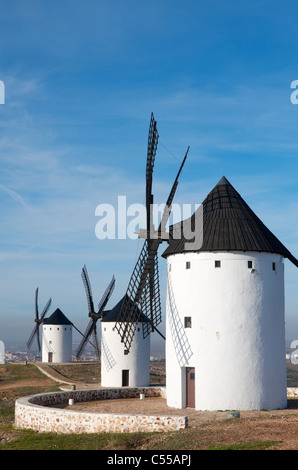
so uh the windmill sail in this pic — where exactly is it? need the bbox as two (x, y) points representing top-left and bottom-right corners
(146, 112), (159, 235)
(81, 264), (95, 314)
(114, 113), (189, 352)
(27, 288), (52, 351)
(76, 266), (115, 360)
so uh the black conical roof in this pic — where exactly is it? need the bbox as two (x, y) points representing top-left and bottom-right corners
(162, 176), (298, 267)
(43, 308), (73, 325)
(102, 294), (150, 323)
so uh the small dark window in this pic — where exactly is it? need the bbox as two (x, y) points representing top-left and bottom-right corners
(184, 317), (192, 328)
(248, 261), (253, 269)
(272, 262), (276, 271)
(186, 261), (191, 269)
(215, 260), (221, 268)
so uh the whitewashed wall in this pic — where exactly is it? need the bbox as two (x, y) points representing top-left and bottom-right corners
(101, 322), (150, 387)
(166, 251), (287, 411)
(42, 324), (72, 363)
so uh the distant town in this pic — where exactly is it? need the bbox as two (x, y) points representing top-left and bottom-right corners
(1, 341), (165, 364)
(2, 341), (298, 364)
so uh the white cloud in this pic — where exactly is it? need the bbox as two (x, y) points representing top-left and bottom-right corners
(0, 184), (27, 208)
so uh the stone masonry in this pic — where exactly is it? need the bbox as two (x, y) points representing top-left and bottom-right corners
(15, 386), (187, 434)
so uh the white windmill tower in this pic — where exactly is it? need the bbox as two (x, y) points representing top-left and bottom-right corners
(101, 295), (151, 387)
(162, 176), (298, 411)
(41, 308), (73, 363)
(26, 288), (73, 363)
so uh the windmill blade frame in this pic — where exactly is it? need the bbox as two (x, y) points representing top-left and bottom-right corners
(146, 112), (159, 236)
(27, 288), (52, 352)
(76, 267), (115, 360)
(76, 317), (98, 359)
(81, 265), (95, 314)
(27, 323), (40, 351)
(39, 297), (52, 322)
(35, 287), (39, 320)
(98, 275), (115, 314)
(114, 114), (189, 352)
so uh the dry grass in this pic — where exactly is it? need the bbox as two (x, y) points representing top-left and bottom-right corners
(0, 362), (298, 450)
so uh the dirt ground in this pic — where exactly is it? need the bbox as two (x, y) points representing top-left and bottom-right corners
(61, 396), (298, 450)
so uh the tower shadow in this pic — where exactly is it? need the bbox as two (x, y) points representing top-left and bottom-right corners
(101, 334), (116, 372)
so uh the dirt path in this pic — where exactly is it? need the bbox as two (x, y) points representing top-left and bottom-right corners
(0, 378), (55, 390)
(0, 363), (74, 390)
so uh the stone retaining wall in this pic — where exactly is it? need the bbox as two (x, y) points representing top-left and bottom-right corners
(287, 387), (298, 397)
(15, 387), (187, 434)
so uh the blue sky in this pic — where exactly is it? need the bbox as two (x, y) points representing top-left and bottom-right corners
(1, 0), (298, 348)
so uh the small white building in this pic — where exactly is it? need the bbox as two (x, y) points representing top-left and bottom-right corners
(163, 176), (298, 411)
(42, 308), (73, 363)
(101, 295), (150, 387)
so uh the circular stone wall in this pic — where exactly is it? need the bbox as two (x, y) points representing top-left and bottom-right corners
(15, 387), (187, 434)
